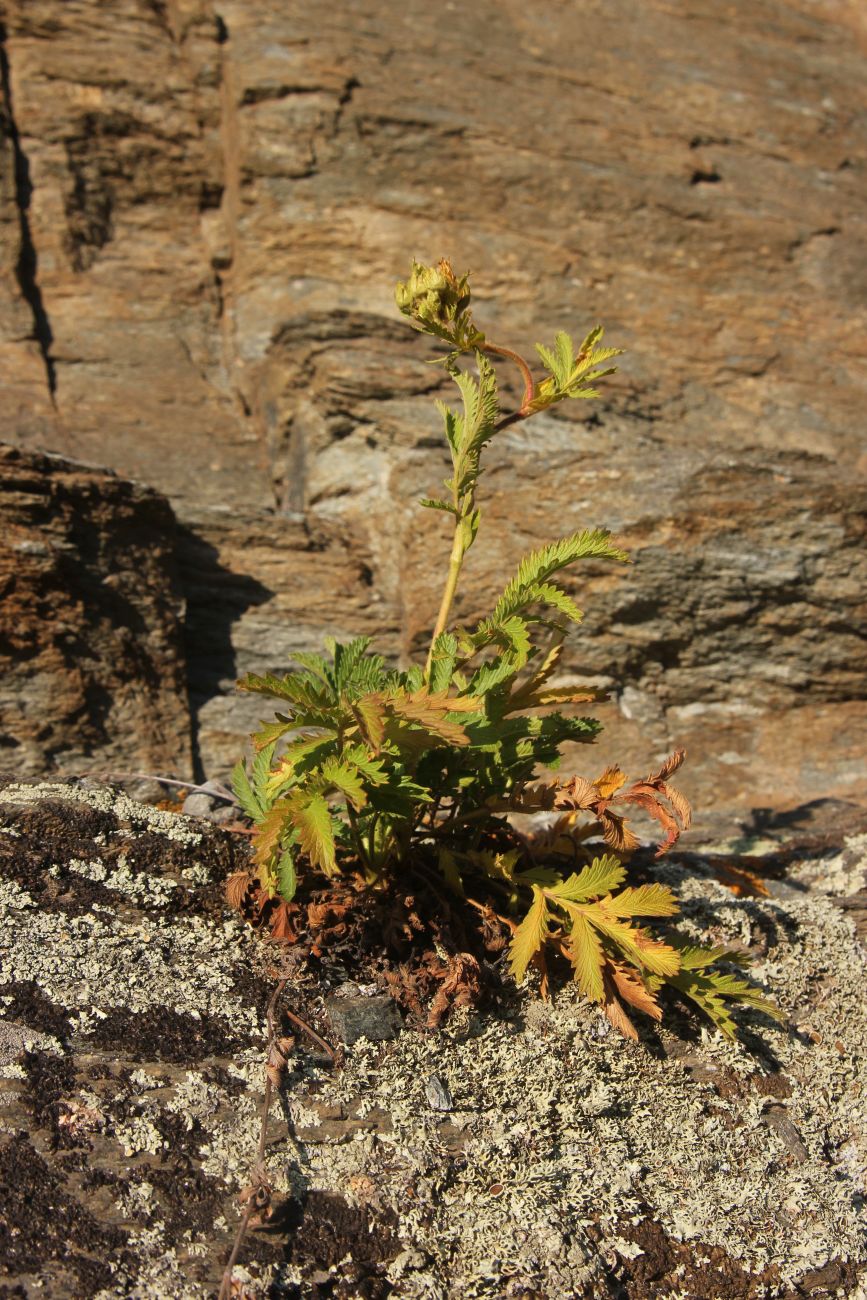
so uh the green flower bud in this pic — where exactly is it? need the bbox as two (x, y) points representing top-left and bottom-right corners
(395, 258), (482, 351)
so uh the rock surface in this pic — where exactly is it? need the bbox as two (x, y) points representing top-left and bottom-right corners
(0, 444), (192, 779)
(1, 0), (866, 824)
(1, 780), (866, 1298)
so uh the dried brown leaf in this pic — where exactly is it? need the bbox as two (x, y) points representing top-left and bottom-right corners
(226, 870), (252, 911)
(607, 960), (663, 1021)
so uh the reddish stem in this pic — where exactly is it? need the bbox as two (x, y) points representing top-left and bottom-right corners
(482, 341), (535, 411)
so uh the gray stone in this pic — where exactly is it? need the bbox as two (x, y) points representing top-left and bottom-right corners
(424, 1072), (454, 1112)
(0, 1019), (50, 1066)
(324, 994), (402, 1046)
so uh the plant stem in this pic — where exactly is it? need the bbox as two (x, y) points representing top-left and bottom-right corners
(424, 516), (468, 680)
(482, 341), (535, 410)
(346, 803), (368, 869)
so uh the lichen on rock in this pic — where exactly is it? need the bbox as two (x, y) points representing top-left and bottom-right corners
(0, 780), (865, 1297)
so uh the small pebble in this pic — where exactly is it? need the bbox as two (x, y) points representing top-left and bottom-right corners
(424, 1072), (453, 1111)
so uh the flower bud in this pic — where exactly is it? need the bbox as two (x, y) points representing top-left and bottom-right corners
(395, 258), (482, 350)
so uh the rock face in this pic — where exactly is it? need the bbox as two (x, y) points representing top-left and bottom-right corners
(1, 780), (866, 1298)
(0, 444), (192, 778)
(0, 0), (866, 823)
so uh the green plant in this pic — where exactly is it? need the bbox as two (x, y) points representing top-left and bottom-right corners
(230, 259), (780, 1040)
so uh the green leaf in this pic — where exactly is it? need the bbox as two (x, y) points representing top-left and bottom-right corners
(251, 716), (295, 752)
(455, 353), (499, 455)
(435, 399), (461, 457)
(351, 693), (387, 751)
(530, 327), (623, 413)
(509, 886), (549, 982)
(292, 651), (336, 692)
(497, 616), (532, 667)
(404, 665), (425, 692)
(231, 757), (262, 822)
(546, 854), (627, 902)
(275, 849), (297, 902)
(438, 847), (465, 896)
(421, 497), (459, 515)
(266, 733), (337, 795)
(343, 745), (390, 787)
(534, 582), (583, 624)
(367, 775), (432, 816)
(486, 530), (629, 628)
(429, 632), (459, 694)
(286, 791), (337, 875)
(468, 654), (519, 697)
(319, 756), (368, 810)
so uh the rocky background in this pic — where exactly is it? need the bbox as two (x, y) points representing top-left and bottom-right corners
(1, 0), (866, 830)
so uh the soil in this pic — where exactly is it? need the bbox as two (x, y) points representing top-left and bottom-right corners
(1, 780), (865, 1298)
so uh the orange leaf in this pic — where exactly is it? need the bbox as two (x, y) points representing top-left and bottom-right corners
(595, 766), (628, 799)
(598, 809), (641, 853)
(607, 961), (663, 1021)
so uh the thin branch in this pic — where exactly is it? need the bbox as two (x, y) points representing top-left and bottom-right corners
(217, 978), (286, 1300)
(281, 1006), (337, 1061)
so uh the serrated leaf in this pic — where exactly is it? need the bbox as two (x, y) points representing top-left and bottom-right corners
(469, 848), (521, 883)
(366, 775), (432, 816)
(292, 651), (336, 691)
(420, 497), (459, 515)
(251, 716), (295, 752)
(468, 654), (519, 697)
(266, 733), (336, 796)
(596, 765), (628, 798)
(343, 745), (389, 786)
(606, 961), (662, 1021)
(566, 911), (605, 1002)
(387, 690), (471, 745)
(435, 397), (461, 456)
(607, 883), (679, 918)
(534, 582), (583, 623)
(231, 757), (262, 821)
(509, 886), (549, 982)
(488, 530), (629, 627)
(286, 791), (337, 875)
(429, 632), (459, 694)
(498, 615), (532, 667)
(438, 847), (464, 896)
(671, 941), (750, 971)
(516, 683), (601, 709)
(319, 757), (368, 810)
(252, 801), (290, 868)
(546, 854), (627, 902)
(331, 636), (377, 694)
(351, 693), (387, 751)
(582, 905), (680, 977)
(275, 849), (297, 902)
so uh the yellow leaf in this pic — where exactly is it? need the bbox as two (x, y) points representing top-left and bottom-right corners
(509, 887), (549, 983)
(566, 912), (605, 1003)
(595, 765), (627, 799)
(607, 883), (679, 918)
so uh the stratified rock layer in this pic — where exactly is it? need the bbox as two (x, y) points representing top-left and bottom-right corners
(1, 0), (865, 822)
(0, 444), (192, 777)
